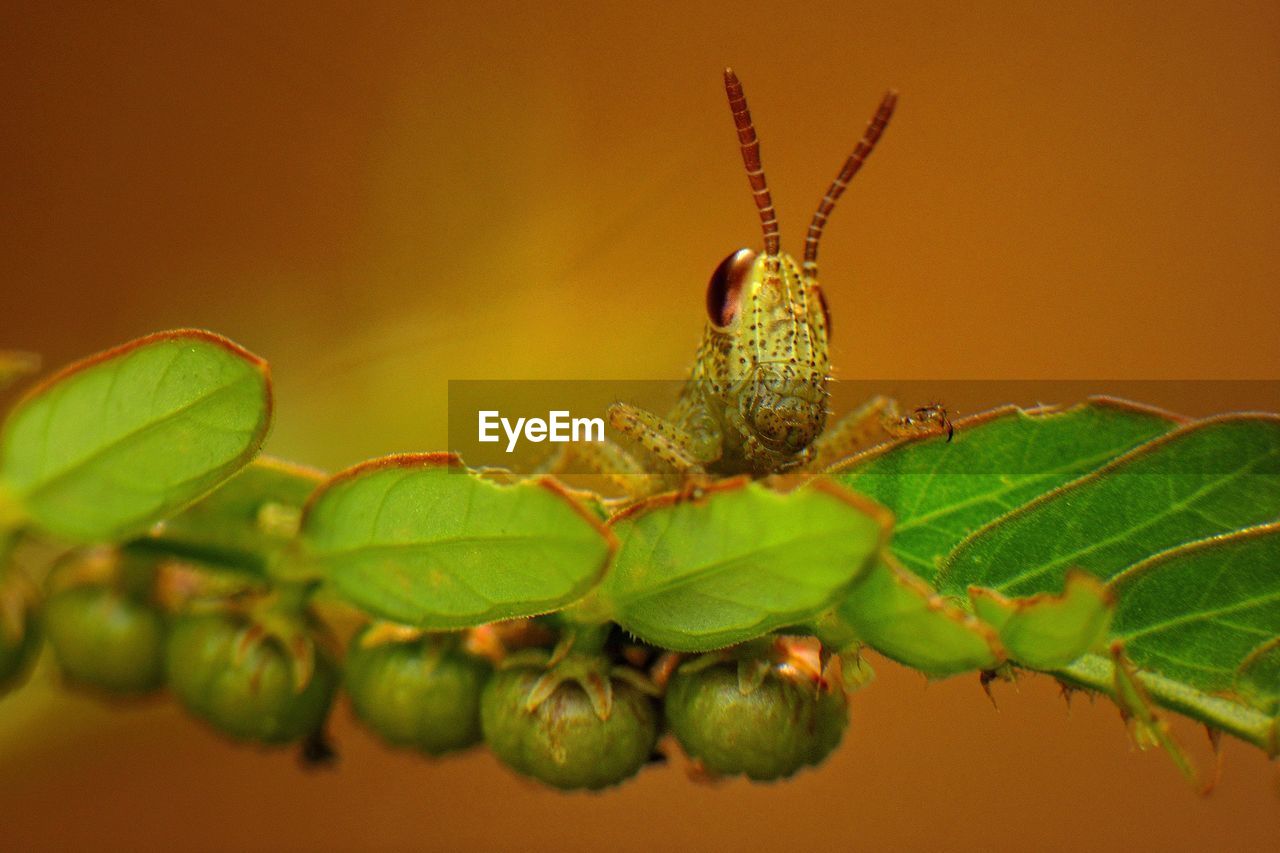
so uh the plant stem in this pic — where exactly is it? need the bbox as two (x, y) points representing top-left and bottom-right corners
(124, 537), (269, 578)
(1054, 654), (1277, 757)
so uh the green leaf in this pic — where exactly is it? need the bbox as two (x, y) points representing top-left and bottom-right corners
(0, 330), (272, 543)
(1107, 523), (1280, 710)
(597, 479), (888, 652)
(1236, 638), (1280, 717)
(936, 414), (1280, 597)
(833, 398), (1179, 582)
(128, 456), (324, 576)
(297, 454), (614, 629)
(969, 570), (1113, 670)
(833, 557), (1004, 677)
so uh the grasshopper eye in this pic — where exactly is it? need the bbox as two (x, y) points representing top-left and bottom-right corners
(706, 248), (757, 328)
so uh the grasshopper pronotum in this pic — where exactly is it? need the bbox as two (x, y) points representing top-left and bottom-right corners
(549, 70), (947, 496)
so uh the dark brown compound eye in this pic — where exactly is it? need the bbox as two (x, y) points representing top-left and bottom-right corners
(705, 248), (757, 328)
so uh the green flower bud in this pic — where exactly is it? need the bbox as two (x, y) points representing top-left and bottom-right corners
(44, 583), (166, 695)
(481, 664), (658, 791)
(345, 627), (490, 756)
(166, 612), (336, 745)
(665, 659), (848, 781)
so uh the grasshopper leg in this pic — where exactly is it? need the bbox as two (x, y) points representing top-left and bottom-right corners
(607, 402), (719, 480)
(806, 395), (901, 470)
(883, 401), (955, 443)
(537, 438), (664, 499)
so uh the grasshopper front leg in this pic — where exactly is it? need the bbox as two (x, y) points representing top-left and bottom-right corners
(808, 396), (956, 471)
(537, 437), (665, 499)
(806, 395), (901, 471)
(607, 402), (721, 481)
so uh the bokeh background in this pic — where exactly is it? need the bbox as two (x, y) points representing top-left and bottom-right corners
(2, 1), (1279, 850)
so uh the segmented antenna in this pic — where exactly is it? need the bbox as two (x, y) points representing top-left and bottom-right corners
(723, 68), (780, 257)
(803, 90), (898, 267)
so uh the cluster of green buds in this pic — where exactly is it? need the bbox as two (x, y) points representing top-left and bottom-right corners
(11, 548), (339, 747)
(7, 545), (855, 789)
(355, 622), (853, 788)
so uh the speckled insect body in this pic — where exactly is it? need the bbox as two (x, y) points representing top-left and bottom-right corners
(601, 70), (898, 485)
(672, 249), (830, 476)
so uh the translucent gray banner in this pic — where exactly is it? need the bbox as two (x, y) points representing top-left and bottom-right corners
(446, 379), (1280, 477)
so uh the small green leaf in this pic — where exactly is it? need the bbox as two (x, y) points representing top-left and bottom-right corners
(298, 454), (613, 629)
(834, 399), (1179, 582)
(598, 479), (888, 652)
(0, 330), (272, 543)
(936, 414), (1280, 597)
(1107, 523), (1280, 708)
(833, 557), (1003, 677)
(970, 570), (1113, 670)
(129, 456), (324, 576)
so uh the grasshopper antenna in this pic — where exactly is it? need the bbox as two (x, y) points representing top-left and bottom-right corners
(803, 90), (898, 270)
(724, 68), (780, 258)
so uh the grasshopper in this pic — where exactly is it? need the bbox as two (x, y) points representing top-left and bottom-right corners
(549, 70), (946, 496)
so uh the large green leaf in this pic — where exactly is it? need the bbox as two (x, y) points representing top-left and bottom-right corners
(833, 398), (1179, 582)
(829, 405), (1280, 753)
(937, 414), (1280, 597)
(297, 454), (613, 629)
(128, 456), (324, 576)
(1107, 523), (1280, 712)
(0, 330), (272, 543)
(597, 479), (888, 652)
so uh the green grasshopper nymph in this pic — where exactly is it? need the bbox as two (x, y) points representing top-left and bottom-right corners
(548, 70), (925, 495)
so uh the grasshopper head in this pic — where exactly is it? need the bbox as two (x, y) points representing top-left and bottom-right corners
(700, 70), (895, 470)
(705, 246), (831, 462)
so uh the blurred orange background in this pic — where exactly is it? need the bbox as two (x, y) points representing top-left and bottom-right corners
(1, 2), (1278, 850)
